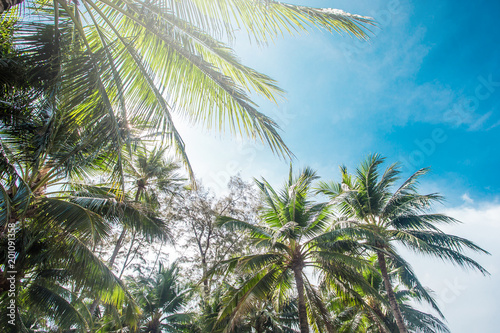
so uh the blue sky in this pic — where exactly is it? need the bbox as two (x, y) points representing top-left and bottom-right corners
(228, 0), (500, 206)
(175, 1), (499, 331)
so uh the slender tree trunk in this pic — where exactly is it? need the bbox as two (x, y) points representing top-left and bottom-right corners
(88, 297), (99, 317)
(370, 306), (391, 333)
(293, 266), (310, 333)
(201, 256), (210, 297)
(89, 224), (127, 315)
(147, 241), (164, 280)
(108, 185), (142, 270)
(119, 230), (137, 278)
(90, 187), (142, 315)
(193, 227), (210, 302)
(316, 293), (337, 333)
(108, 227), (127, 269)
(109, 186), (142, 269)
(0, 0), (24, 14)
(377, 251), (408, 333)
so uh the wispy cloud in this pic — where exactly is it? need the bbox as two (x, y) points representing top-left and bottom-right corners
(461, 192), (474, 204)
(402, 201), (499, 333)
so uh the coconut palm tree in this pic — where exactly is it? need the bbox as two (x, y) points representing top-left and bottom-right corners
(317, 154), (489, 333)
(0, 37), (173, 329)
(1, 0), (373, 180)
(323, 265), (451, 333)
(82, 145), (182, 316)
(200, 277), (299, 333)
(0, 101), (142, 330)
(0, 137), (171, 329)
(125, 261), (192, 333)
(106, 145), (183, 274)
(216, 167), (376, 333)
(230, 297), (300, 333)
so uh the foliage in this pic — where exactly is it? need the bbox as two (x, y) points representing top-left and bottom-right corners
(0, 82), (143, 331)
(0, 0), (373, 181)
(169, 177), (259, 300)
(125, 262), (192, 333)
(317, 154), (489, 332)
(215, 167), (377, 333)
(0, 0), (490, 332)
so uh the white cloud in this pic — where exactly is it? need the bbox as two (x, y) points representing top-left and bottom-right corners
(401, 202), (500, 333)
(461, 192), (474, 204)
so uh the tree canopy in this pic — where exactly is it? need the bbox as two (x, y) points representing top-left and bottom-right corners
(0, 1), (489, 332)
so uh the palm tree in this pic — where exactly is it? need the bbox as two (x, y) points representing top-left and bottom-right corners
(323, 266), (451, 333)
(216, 167), (375, 333)
(317, 154), (489, 333)
(230, 296), (300, 333)
(83, 145), (182, 315)
(127, 145), (183, 206)
(0, 35), (169, 328)
(1, 0), (373, 180)
(199, 278), (299, 333)
(0, 96), (144, 330)
(125, 262), (192, 333)
(107, 145), (183, 273)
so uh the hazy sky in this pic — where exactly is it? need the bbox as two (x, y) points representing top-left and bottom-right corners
(174, 1), (499, 331)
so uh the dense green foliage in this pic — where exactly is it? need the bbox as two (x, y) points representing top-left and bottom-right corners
(0, 1), (488, 332)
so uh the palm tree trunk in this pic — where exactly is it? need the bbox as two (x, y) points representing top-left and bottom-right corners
(377, 251), (408, 333)
(370, 307), (391, 333)
(255, 321), (265, 333)
(0, 0), (24, 14)
(89, 225), (127, 314)
(293, 267), (310, 333)
(90, 187), (142, 315)
(109, 186), (142, 269)
(108, 226), (127, 269)
(317, 296), (337, 333)
(119, 230), (136, 278)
